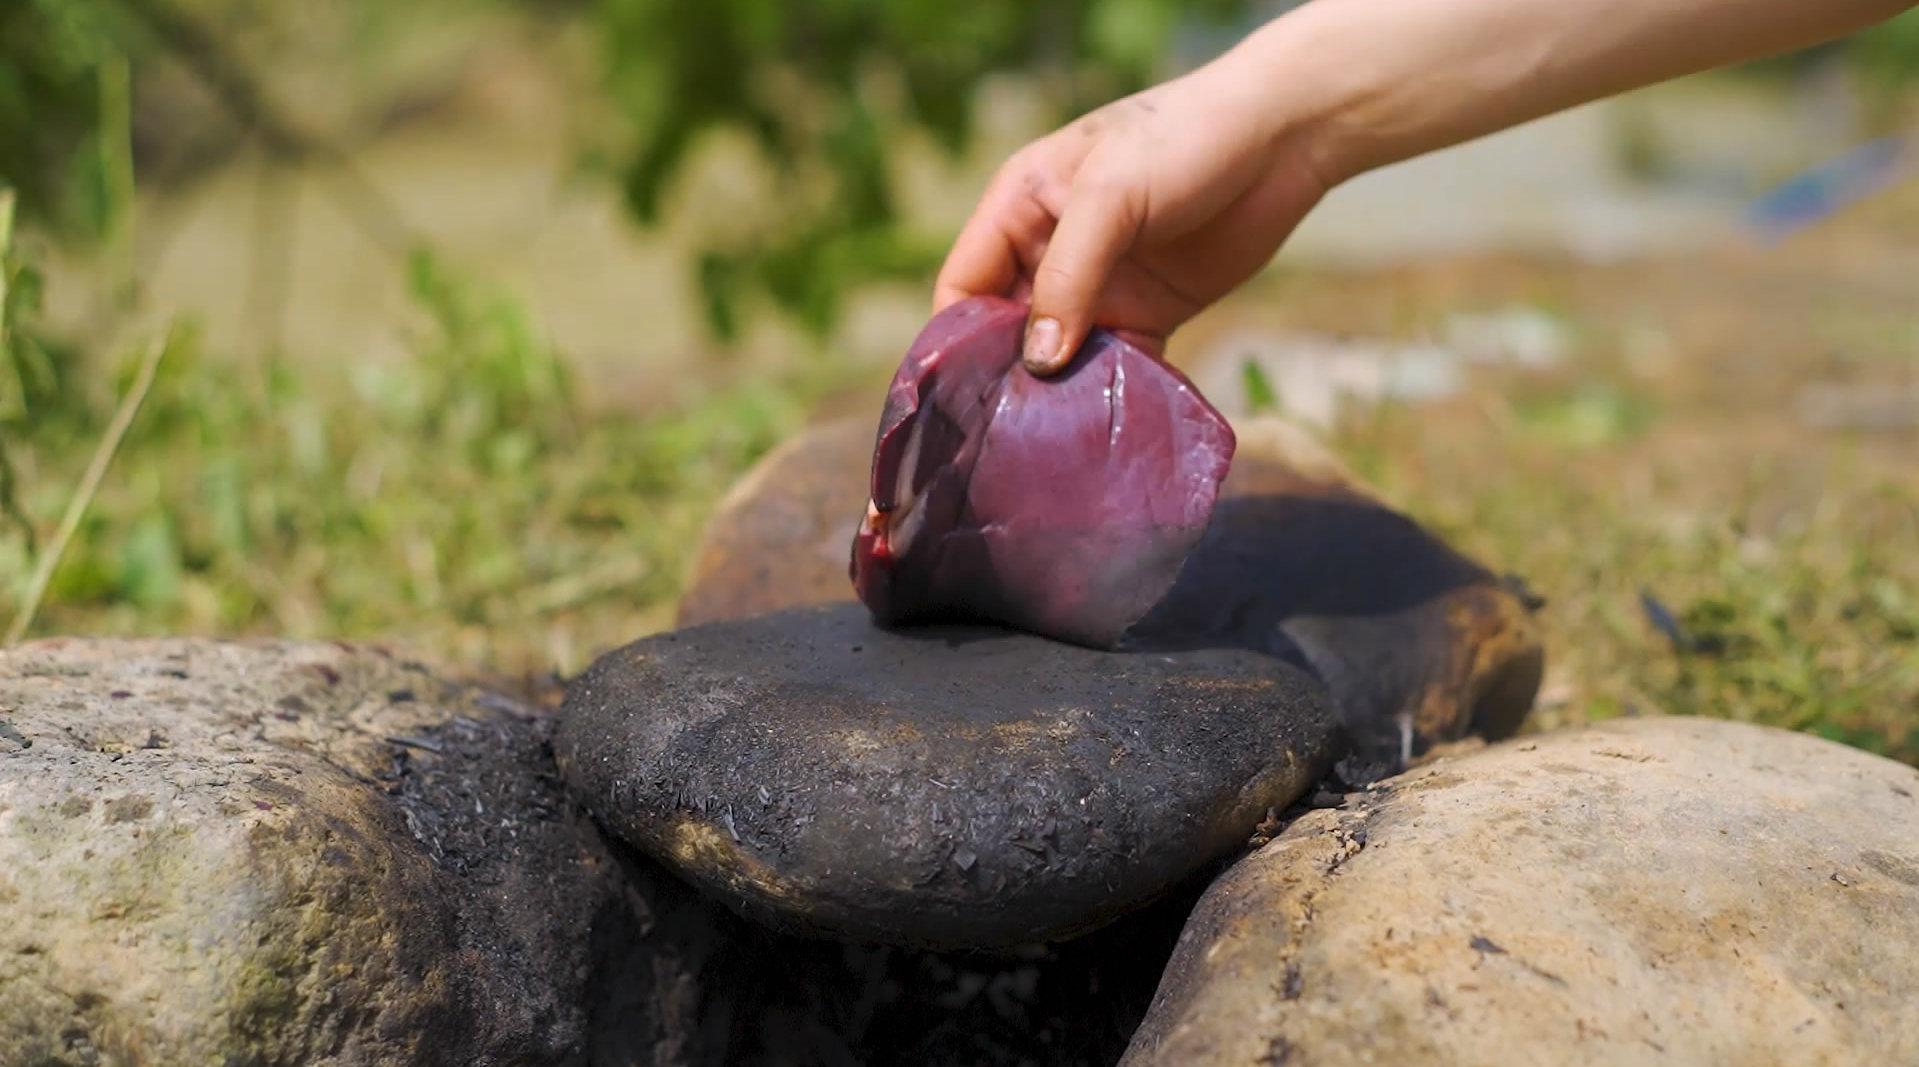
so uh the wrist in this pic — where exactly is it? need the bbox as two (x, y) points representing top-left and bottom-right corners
(1209, 4), (1387, 191)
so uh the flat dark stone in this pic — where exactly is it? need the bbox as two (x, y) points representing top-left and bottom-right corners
(555, 603), (1338, 950)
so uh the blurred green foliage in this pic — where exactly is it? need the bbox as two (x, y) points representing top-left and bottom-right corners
(1510, 384), (1660, 450)
(585, 0), (1252, 340)
(2, 0), (1256, 341)
(1, 243), (849, 668)
(1239, 358), (1279, 415)
(1, 194), (41, 550)
(0, 0), (135, 240)
(1848, 6), (1919, 90)
(1740, 6), (1919, 93)
(4, 0), (1916, 340)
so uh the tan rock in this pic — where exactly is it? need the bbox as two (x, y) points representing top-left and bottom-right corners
(1124, 717), (1919, 1066)
(676, 417), (871, 627)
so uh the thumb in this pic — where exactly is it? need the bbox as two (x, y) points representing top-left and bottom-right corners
(1024, 173), (1138, 375)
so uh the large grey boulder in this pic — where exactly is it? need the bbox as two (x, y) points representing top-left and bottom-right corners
(0, 638), (727, 1066)
(1123, 716), (1919, 1066)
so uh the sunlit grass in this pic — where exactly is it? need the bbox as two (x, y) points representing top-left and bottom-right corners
(1327, 311), (1919, 765)
(1, 250), (859, 677)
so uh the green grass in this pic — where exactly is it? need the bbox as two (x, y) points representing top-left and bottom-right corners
(1324, 321), (1919, 767)
(1, 246), (855, 676)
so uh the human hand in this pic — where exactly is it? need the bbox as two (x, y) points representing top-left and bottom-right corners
(933, 63), (1334, 375)
(934, 0), (1915, 377)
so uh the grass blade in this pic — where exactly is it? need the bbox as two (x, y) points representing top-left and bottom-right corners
(5, 334), (171, 645)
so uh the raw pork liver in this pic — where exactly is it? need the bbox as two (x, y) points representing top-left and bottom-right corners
(851, 296), (1234, 647)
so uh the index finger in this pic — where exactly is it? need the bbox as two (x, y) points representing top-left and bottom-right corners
(932, 218), (1021, 314)
(932, 152), (1054, 313)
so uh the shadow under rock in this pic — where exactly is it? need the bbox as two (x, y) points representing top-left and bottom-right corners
(1135, 495), (1491, 641)
(1132, 494), (1537, 774)
(590, 836), (1209, 1067)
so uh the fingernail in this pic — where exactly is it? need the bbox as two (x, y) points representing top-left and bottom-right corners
(1023, 316), (1062, 372)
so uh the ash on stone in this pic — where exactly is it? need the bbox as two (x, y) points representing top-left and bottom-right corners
(0, 639), (711, 1065)
(555, 602), (1338, 950)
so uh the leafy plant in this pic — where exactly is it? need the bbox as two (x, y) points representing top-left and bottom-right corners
(0, 187), (85, 555)
(0, 190), (32, 551)
(582, 0), (1254, 341)
(1849, 5), (1919, 90)
(0, 0), (136, 240)
(1240, 358), (1279, 414)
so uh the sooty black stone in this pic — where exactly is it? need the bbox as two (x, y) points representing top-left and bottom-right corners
(554, 602), (1338, 950)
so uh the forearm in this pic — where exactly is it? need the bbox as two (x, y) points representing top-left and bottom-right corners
(1222, 0), (1917, 183)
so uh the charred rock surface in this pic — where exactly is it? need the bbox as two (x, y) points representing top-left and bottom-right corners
(554, 603), (1337, 949)
(0, 639), (720, 1066)
(0, 637), (1202, 1066)
(662, 864), (1209, 1066)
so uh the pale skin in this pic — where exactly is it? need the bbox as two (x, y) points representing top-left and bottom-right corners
(934, 0), (1919, 374)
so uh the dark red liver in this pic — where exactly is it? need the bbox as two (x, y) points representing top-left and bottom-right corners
(851, 296), (1235, 647)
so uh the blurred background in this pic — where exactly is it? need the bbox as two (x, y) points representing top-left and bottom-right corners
(2, 0), (1915, 760)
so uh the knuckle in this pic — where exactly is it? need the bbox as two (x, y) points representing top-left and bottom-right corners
(1074, 158), (1139, 207)
(1035, 260), (1075, 283)
(1033, 260), (1085, 298)
(998, 142), (1050, 185)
